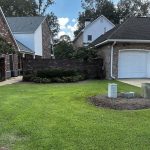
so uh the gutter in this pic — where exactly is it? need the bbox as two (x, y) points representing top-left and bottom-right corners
(95, 39), (150, 48)
(95, 40), (109, 47)
(110, 41), (116, 79)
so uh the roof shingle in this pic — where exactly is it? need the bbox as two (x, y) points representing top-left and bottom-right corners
(17, 40), (34, 54)
(92, 17), (150, 46)
(6, 16), (46, 33)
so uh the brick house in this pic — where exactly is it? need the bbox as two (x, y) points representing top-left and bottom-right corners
(0, 7), (19, 80)
(6, 16), (54, 59)
(0, 7), (54, 81)
(92, 17), (150, 79)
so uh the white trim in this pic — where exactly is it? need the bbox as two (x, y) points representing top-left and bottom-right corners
(19, 51), (34, 55)
(110, 42), (116, 79)
(108, 39), (150, 43)
(0, 7), (20, 52)
(95, 39), (150, 47)
(119, 49), (150, 52)
(95, 40), (109, 47)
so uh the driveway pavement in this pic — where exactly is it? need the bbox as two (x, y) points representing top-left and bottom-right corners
(0, 76), (22, 86)
(119, 79), (150, 87)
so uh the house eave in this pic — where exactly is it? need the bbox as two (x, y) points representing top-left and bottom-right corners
(13, 32), (34, 34)
(19, 50), (35, 55)
(95, 39), (150, 47)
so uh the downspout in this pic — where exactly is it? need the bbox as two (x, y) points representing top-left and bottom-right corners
(111, 41), (116, 79)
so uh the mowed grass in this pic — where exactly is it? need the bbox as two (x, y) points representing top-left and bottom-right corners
(0, 80), (150, 150)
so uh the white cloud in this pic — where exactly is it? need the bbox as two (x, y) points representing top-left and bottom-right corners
(58, 17), (69, 30)
(72, 18), (77, 23)
(67, 23), (78, 32)
(58, 31), (66, 38)
(57, 17), (78, 40)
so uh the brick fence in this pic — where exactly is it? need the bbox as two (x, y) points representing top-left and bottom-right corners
(23, 59), (104, 79)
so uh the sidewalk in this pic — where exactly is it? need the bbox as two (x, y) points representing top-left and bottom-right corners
(0, 76), (22, 86)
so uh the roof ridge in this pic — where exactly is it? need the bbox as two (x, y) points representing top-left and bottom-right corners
(6, 16), (45, 18)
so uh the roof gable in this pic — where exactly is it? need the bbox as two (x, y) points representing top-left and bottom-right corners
(6, 16), (46, 33)
(92, 17), (150, 47)
(84, 15), (115, 31)
(73, 15), (115, 42)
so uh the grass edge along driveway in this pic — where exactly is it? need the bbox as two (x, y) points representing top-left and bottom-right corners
(0, 80), (149, 150)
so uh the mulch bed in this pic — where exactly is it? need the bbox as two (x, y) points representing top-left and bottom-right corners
(90, 95), (150, 110)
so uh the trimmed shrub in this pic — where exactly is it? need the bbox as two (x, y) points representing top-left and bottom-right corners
(23, 68), (86, 83)
(32, 77), (51, 83)
(23, 74), (34, 82)
(36, 68), (79, 78)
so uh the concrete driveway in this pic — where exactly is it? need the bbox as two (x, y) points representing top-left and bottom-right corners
(119, 79), (150, 87)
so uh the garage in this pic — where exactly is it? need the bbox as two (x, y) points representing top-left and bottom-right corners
(118, 50), (150, 78)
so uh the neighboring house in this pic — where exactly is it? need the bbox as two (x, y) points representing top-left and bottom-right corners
(0, 7), (54, 81)
(0, 7), (20, 80)
(92, 17), (150, 79)
(6, 16), (54, 59)
(73, 15), (115, 48)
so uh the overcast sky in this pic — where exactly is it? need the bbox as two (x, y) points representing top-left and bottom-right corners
(48, 0), (119, 39)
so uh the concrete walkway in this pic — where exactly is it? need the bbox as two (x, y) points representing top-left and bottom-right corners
(0, 76), (22, 86)
(119, 79), (150, 87)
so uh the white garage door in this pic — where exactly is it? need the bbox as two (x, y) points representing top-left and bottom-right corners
(118, 50), (150, 78)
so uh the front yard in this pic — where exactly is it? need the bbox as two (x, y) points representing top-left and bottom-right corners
(0, 80), (150, 150)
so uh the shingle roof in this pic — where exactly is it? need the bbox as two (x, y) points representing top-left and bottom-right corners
(92, 17), (150, 46)
(91, 26), (119, 46)
(17, 40), (34, 54)
(6, 16), (46, 33)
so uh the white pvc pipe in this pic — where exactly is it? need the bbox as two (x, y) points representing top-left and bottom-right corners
(111, 41), (116, 79)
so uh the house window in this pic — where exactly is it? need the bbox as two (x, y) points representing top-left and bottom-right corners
(88, 35), (92, 41)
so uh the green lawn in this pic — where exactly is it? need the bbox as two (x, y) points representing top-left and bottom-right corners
(0, 80), (150, 150)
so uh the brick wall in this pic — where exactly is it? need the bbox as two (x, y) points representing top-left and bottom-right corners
(0, 10), (19, 79)
(42, 18), (52, 59)
(23, 59), (103, 79)
(73, 34), (84, 49)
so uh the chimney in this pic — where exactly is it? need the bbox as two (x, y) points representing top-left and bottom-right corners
(85, 18), (91, 27)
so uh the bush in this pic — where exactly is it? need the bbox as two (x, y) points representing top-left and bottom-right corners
(36, 68), (80, 78)
(32, 77), (51, 83)
(23, 74), (34, 82)
(23, 68), (86, 83)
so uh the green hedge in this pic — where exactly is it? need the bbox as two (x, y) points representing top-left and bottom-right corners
(36, 69), (79, 78)
(23, 68), (85, 83)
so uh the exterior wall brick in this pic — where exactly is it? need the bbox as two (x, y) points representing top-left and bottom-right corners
(42, 19), (52, 59)
(0, 10), (18, 79)
(23, 59), (103, 79)
(0, 13), (18, 51)
(73, 34), (84, 49)
(97, 42), (150, 79)
(97, 44), (112, 79)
